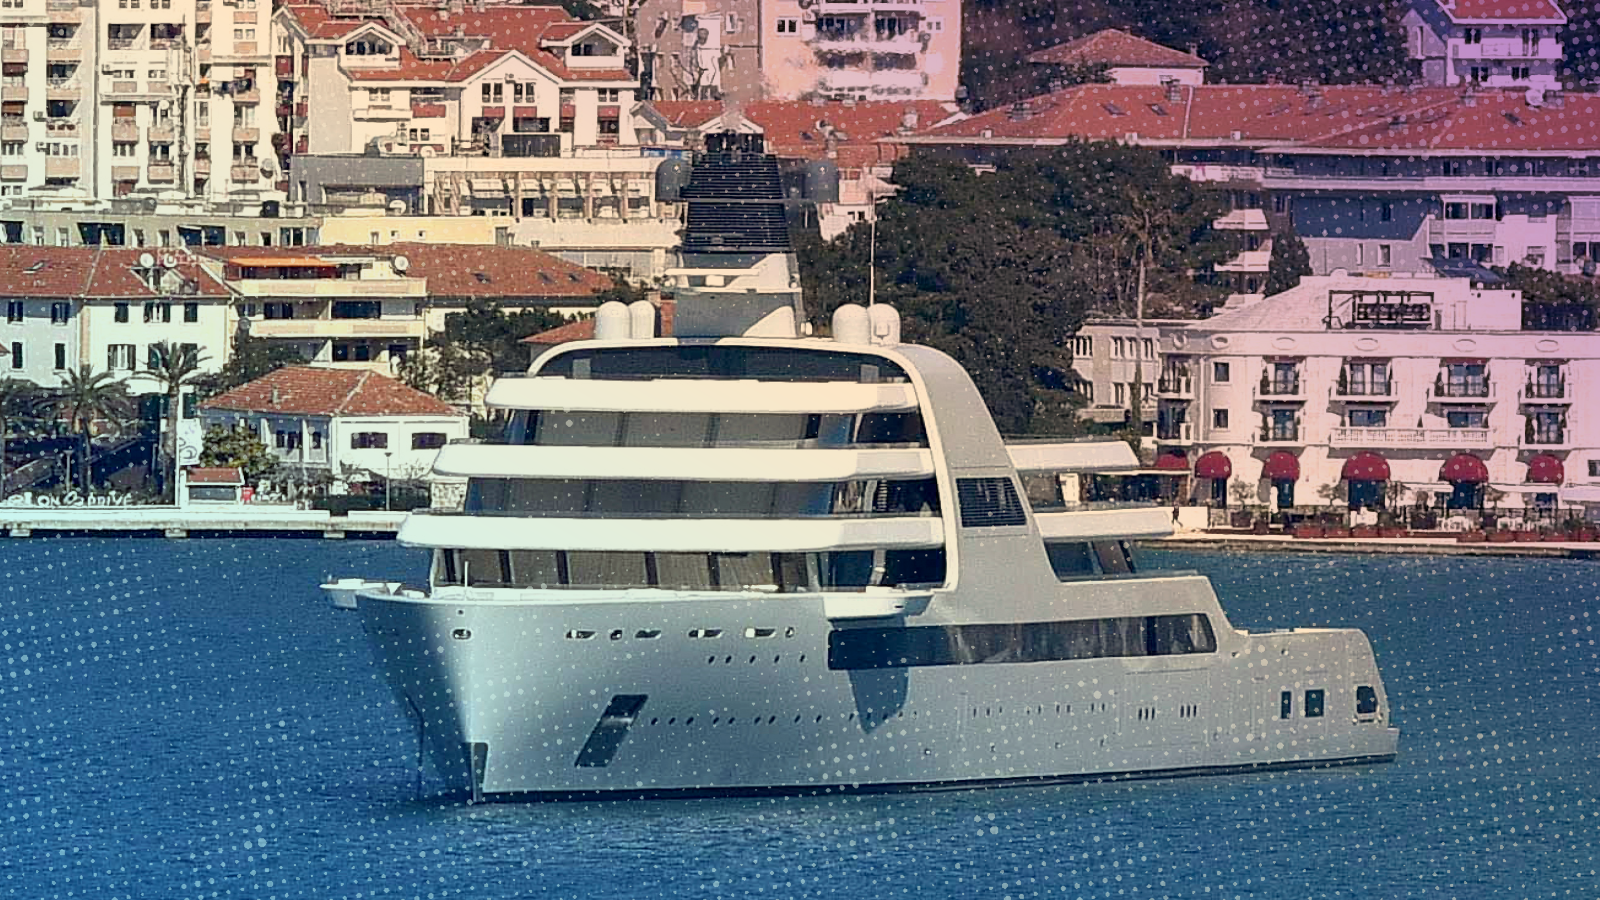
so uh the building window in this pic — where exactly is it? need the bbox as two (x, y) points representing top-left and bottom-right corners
(114, 302), (130, 323)
(5, 300), (21, 323)
(143, 301), (172, 323)
(776, 17), (798, 33)
(1379, 201), (1393, 222)
(1305, 689), (1325, 718)
(50, 302), (69, 324)
(1213, 361), (1230, 383)
(1348, 407), (1387, 427)
(8, 341), (18, 368)
(1468, 66), (1490, 83)
(1589, 460), (1600, 478)
(411, 432), (447, 450)
(1114, 383), (1126, 405)
(1511, 66), (1531, 81)
(1280, 690), (1293, 719)
(480, 83), (503, 104)
(53, 343), (65, 370)
(351, 431), (388, 450)
(1379, 244), (1392, 267)
(1447, 409), (1488, 429)
(1212, 409), (1229, 429)
(183, 302), (199, 323)
(597, 88), (620, 103)
(107, 344), (135, 370)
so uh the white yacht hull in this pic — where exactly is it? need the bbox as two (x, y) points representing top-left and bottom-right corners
(354, 582), (1400, 801)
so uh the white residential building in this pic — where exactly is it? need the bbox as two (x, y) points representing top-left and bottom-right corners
(197, 364), (468, 483)
(1405, 0), (1565, 92)
(1074, 275), (1600, 516)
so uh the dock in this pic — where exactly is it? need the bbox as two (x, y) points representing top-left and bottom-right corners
(0, 506), (407, 539)
(1155, 531), (1600, 559)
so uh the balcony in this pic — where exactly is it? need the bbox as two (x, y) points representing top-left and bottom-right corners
(111, 165), (140, 183)
(275, 56), (294, 77)
(107, 39), (140, 51)
(1169, 164), (1264, 185)
(0, 122), (25, 142)
(148, 163), (174, 182)
(197, 5), (211, 22)
(1332, 377), (1394, 401)
(232, 86), (261, 103)
(1154, 422), (1194, 445)
(411, 101), (446, 118)
(813, 34), (923, 55)
(1255, 424), (1304, 446)
(3, 47), (27, 65)
(231, 279), (427, 299)
(47, 0), (84, 20)
(245, 318), (425, 340)
(44, 157), (79, 178)
(1156, 373), (1195, 399)
(1521, 380), (1570, 404)
(817, 0), (923, 11)
(232, 126), (259, 143)
(232, 42), (259, 57)
(47, 42), (80, 62)
(1521, 428), (1571, 450)
(0, 85), (26, 102)
(45, 119), (78, 136)
(1329, 426), (1493, 449)
(194, 158), (210, 176)
(1427, 378), (1497, 403)
(295, 100), (308, 117)
(0, 165), (25, 181)
(230, 164), (259, 182)
(111, 121), (139, 141)
(108, 80), (140, 96)
(47, 79), (79, 100)
(1451, 39), (1561, 60)
(149, 124), (175, 143)
(1255, 376), (1306, 402)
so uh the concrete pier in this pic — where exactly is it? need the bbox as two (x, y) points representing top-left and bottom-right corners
(0, 506), (406, 539)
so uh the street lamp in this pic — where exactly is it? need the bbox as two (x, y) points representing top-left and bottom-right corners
(384, 450), (393, 511)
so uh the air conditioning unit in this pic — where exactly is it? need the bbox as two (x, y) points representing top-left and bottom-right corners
(32, 111), (44, 121)
(35, 142), (47, 152)
(101, 64), (116, 74)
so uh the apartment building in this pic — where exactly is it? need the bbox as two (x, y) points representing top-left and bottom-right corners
(0, 0), (281, 207)
(1404, 0), (1565, 92)
(904, 80), (1600, 286)
(194, 241), (612, 373)
(0, 244), (231, 390)
(635, 0), (961, 104)
(1074, 274), (1600, 515)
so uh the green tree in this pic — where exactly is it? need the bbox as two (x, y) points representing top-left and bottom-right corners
(51, 366), (134, 493)
(136, 341), (211, 503)
(1265, 230), (1313, 296)
(797, 143), (1229, 435)
(193, 327), (305, 399)
(0, 378), (47, 497)
(199, 425), (277, 484)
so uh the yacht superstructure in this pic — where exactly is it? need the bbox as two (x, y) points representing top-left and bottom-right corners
(331, 134), (1399, 800)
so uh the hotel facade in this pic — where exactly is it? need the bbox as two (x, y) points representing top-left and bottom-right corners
(1072, 275), (1600, 517)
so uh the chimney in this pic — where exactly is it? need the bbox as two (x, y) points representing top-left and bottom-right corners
(1008, 100), (1030, 121)
(1165, 80), (1182, 104)
(269, 387), (280, 407)
(1548, 90), (1565, 108)
(901, 108), (919, 131)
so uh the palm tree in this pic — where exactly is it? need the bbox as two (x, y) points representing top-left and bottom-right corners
(52, 366), (133, 494)
(136, 341), (210, 503)
(0, 378), (46, 497)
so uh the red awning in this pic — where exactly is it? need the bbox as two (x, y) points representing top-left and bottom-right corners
(513, 105), (539, 118)
(1154, 453), (1190, 472)
(1341, 452), (1391, 481)
(1442, 357), (1488, 365)
(1195, 451), (1232, 480)
(1440, 453), (1489, 484)
(597, 104), (621, 119)
(1262, 451), (1300, 481)
(1527, 454), (1565, 485)
(480, 106), (506, 119)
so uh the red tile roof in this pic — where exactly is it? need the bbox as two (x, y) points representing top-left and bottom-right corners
(196, 243), (613, 298)
(185, 466), (244, 485)
(524, 300), (675, 344)
(648, 100), (960, 166)
(1441, 0), (1566, 22)
(915, 83), (1600, 153)
(1027, 29), (1208, 69)
(200, 366), (461, 418)
(0, 246), (229, 299)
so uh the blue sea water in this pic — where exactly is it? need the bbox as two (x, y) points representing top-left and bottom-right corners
(0, 539), (1596, 900)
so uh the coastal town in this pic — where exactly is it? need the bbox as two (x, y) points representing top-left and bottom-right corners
(0, 0), (1594, 546)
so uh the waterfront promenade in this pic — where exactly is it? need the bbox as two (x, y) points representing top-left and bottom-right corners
(0, 505), (405, 538)
(1161, 529), (1600, 558)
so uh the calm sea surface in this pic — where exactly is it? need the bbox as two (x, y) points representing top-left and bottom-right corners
(0, 539), (1595, 899)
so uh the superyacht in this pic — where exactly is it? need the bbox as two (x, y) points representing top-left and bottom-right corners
(328, 133), (1400, 801)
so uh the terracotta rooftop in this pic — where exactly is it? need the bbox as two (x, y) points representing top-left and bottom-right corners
(185, 467), (244, 486)
(200, 366), (462, 418)
(917, 83), (1600, 153)
(524, 300), (675, 344)
(0, 246), (229, 299)
(1440, 0), (1566, 22)
(197, 243), (614, 299)
(283, 3), (630, 84)
(648, 100), (960, 167)
(1027, 29), (1209, 69)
